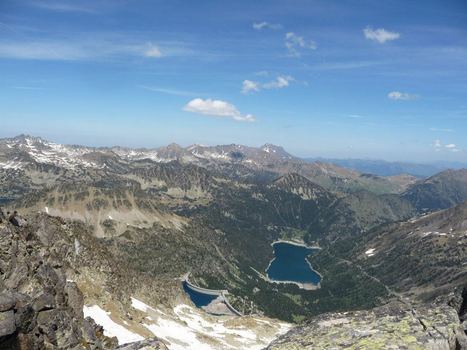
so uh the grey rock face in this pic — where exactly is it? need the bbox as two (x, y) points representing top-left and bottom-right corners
(265, 300), (467, 350)
(0, 220), (115, 349)
(0, 292), (15, 312)
(116, 338), (169, 350)
(0, 310), (16, 337)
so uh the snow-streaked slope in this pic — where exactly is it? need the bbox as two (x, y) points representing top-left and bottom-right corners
(0, 135), (100, 169)
(0, 135), (299, 173)
(131, 298), (291, 350)
(83, 305), (144, 345)
(84, 298), (291, 350)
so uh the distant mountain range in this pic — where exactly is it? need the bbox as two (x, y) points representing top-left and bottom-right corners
(305, 157), (467, 177)
(0, 135), (416, 204)
(1, 134), (466, 349)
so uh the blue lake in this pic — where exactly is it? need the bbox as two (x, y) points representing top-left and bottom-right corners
(266, 242), (321, 284)
(182, 281), (218, 308)
(183, 242), (321, 312)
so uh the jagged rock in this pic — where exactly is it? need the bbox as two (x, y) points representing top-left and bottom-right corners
(458, 287), (467, 322)
(265, 301), (465, 350)
(14, 302), (36, 333)
(65, 282), (84, 321)
(0, 292), (15, 312)
(456, 326), (467, 350)
(116, 338), (169, 350)
(0, 221), (116, 349)
(0, 310), (16, 337)
(32, 292), (55, 312)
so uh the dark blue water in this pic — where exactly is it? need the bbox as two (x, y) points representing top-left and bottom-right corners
(182, 281), (218, 307)
(266, 242), (321, 284)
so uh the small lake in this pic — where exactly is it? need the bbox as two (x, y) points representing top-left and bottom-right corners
(182, 241), (321, 313)
(182, 281), (218, 308)
(266, 242), (321, 285)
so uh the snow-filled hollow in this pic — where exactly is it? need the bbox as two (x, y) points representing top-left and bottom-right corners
(83, 305), (144, 345)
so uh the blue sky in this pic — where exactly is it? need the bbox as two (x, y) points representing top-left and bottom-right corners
(0, 0), (466, 162)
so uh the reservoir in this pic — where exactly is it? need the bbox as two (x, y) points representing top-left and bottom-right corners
(182, 280), (241, 316)
(182, 241), (321, 316)
(182, 281), (218, 308)
(266, 241), (321, 285)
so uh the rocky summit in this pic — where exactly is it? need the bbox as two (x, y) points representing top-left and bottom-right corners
(0, 217), (167, 349)
(266, 299), (467, 350)
(0, 217), (170, 350)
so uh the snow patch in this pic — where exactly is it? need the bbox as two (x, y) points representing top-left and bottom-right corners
(365, 248), (376, 257)
(83, 305), (143, 345)
(130, 299), (290, 350)
(131, 297), (156, 313)
(0, 160), (22, 169)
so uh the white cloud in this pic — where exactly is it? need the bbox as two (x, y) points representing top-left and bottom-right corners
(313, 60), (384, 71)
(263, 75), (293, 89)
(432, 140), (460, 152)
(388, 91), (418, 101)
(252, 22), (282, 30)
(241, 80), (260, 94)
(241, 75), (294, 94)
(183, 98), (256, 122)
(285, 32), (316, 57)
(364, 27), (400, 43)
(143, 43), (162, 58)
(0, 38), (183, 61)
(0, 41), (89, 60)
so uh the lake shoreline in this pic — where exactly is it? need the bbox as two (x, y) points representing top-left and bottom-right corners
(262, 241), (323, 290)
(271, 239), (321, 250)
(182, 274), (242, 316)
(253, 267), (321, 290)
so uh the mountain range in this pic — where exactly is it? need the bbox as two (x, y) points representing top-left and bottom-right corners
(307, 157), (467, 177)
(0, 134), (466, 349)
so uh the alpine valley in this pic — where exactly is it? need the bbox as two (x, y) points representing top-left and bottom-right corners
(0, 135), (466, 349)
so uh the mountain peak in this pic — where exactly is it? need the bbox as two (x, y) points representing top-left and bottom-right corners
(5, 134), (47, 144)
(261, 143), (282, 151)
(261, 143), (293, 159)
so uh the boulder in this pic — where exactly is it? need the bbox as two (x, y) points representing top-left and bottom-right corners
(0, 216), (116, 349)
(116, 338), (169, 350)
(32, 292), (55, 312)
(0, 310), (16, 337)
(0, 292), (15, 312)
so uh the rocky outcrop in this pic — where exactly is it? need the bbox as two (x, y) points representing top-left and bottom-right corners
(0, 215), (176, 350)
(0, 219), (115, 349)
(265, 299), (467, 350)
(116, 339), (168, 350)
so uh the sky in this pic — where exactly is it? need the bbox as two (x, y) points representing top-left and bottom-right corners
(0, 0), (466, 162)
